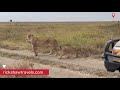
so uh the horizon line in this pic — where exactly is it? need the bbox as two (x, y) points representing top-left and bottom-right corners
(0, 21), (119, 23)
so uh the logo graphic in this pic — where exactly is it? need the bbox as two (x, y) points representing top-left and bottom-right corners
(112, 13), (115, 18)
(2, 65), (6, 68)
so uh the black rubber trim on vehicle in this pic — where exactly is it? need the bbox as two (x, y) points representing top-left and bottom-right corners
(104, 60), (120, 72)
(104, 39), (120, 52)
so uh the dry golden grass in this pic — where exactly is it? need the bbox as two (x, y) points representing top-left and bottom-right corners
(0, 22), (119, 56)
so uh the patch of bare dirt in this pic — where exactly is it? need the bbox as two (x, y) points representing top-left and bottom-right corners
(0, 48), (119, 78)
(0, 57), (104, 78)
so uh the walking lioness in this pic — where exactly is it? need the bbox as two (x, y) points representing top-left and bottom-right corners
(26, 34), (60, 56)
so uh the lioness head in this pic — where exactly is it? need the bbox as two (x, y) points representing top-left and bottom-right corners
(26, 34), (34, 43)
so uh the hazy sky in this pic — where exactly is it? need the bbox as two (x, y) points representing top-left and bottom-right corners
(0, 12), (119, 22)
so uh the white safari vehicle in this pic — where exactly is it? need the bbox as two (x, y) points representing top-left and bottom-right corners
(102, 39), (120, 72)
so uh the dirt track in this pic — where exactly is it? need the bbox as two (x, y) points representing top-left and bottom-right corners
(0, 57), (103, 78)
(0, 48), (119, 78)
